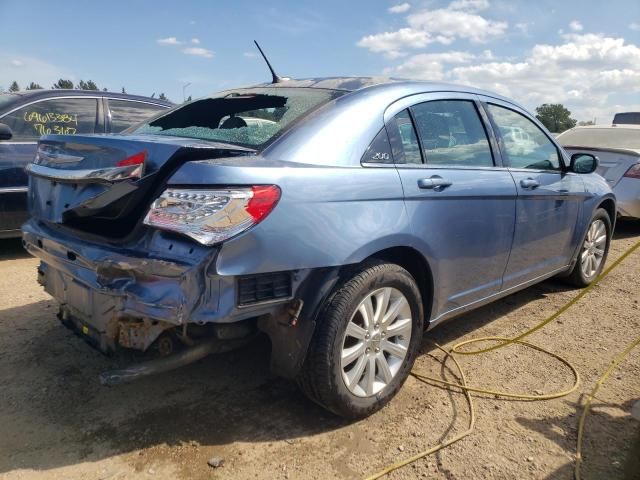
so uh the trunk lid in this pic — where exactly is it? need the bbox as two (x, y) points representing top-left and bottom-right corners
(27, 134), (255, 238)
(563, 146), (640, 186)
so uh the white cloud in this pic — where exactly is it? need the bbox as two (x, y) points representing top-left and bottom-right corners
(383, 33), (640, 122)
(243, 51), (258, 58)
(629, 22), (640, 31)
(448, 0), (490, 12)
(157, 36), (183, 46)
(515, 22), (530, 34)
(569, 20), (583, 32)
(388, 3), (410, 14)
(10, 59), (24, 67)
(357, 2), (507, 57)
(182, 47), (214, 58)
(191, 38), (200, 44)
(357, 28), (431, 58)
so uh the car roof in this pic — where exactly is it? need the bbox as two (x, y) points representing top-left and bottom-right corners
(565, 125), (640, 131)
(1, 89), (173, 106)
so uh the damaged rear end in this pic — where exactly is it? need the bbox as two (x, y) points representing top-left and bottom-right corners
(23, 134), (262, 357)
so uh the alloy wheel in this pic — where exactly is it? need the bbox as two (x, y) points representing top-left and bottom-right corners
(340, 287), (412, 397)
(580, 219), (607, 278)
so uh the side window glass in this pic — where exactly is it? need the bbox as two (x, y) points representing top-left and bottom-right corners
(411, 100), (493, 167)
(0, 98), (98, 141)
(109, 100), (165, 133)
(361, 127), (393, 164)
(387, 109), (422, 164)
(486, 104), (561, 171)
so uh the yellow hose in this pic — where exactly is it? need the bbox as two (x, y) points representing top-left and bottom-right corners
(364, 239), (640, 480)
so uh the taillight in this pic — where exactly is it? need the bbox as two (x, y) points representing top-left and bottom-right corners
(623, 163), (640, 179)
(116, 151), (146, 167)
(143, 186), (281, 245)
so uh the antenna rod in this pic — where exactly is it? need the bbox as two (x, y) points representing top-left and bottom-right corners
(254, 40), (284, 84)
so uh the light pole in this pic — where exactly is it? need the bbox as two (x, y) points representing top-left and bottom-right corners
(182, 82), (191, 102)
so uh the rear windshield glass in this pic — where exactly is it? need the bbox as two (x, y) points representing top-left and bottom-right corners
(557, 128), (640, 150)
(613, 112), (640, 125)
(133, 87), (344, 148)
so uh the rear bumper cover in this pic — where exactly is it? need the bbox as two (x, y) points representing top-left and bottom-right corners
(22, 220), (334, 377)
(614, 178), (640, 218)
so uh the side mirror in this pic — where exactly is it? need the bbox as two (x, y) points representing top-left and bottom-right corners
(570, 153), (598, 174)
(0, 123), (13, 141)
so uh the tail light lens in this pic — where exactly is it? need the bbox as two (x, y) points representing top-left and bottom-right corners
(143, 185), (280, 245)
(623, 163), (640, 179)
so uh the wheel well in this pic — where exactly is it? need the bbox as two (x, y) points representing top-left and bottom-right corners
(365, 246), (433, 322)
(598, 198), (616, 226)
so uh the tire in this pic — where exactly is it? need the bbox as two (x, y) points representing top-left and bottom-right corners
(297, 260), (424, 419)
(564, 208), (612, 287)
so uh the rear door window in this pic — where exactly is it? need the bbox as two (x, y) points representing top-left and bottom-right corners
(108, 100), (167, 133)
(0, 97), (98, 141)
(410, 100), (494, 167)
(387, 109), (422, 164)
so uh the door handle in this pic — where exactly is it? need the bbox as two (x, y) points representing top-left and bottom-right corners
(418, 176), (452, 190)
(520, 178), (540, 189)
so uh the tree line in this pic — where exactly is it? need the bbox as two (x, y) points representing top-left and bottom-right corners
(6, 79), (169, 101)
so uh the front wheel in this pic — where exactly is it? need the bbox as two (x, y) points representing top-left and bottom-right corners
(297, 261), (424, 418)
(565, 208), (612, 287)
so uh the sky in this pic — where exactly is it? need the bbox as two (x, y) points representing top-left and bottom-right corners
(1, 0), (639, 123)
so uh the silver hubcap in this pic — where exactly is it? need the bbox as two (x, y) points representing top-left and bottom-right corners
(581, 219), (606, 278)
(340, 287), (412, 397)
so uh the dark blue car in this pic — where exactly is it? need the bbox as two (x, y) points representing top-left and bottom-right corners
(22, 78), (615, 418)
(0, 89), (172, 237)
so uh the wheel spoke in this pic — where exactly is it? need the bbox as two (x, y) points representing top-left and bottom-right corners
(594, 234), (607, 246)
(581, 248), (589, 262)
(345, 321), (367, 340)
(364, 356), (376, 396)
(346, 354), (367, 389)
(373, 288), (391, 325)
(386, 317), (412, 338)
(381, 339), (408, 359)
(358, 296), (374, 329)
(342, 342), (365, 367)
(376, 355), (393, 383)
(593, 247), (604, 258)
(382, 296), (408, 327)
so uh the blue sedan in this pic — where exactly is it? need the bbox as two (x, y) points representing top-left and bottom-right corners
(21, 77), (614, 418)
(0, 89), (172, 237)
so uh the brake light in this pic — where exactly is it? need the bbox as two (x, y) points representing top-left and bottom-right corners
(246, 185), (281, 221)
(116, 151), (146, 167)
(623, 163), (640, 179)
(143, 186), (281, 245)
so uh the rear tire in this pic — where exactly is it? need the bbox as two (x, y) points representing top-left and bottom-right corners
(297, 261), (424, 419)
(564, 208), (611, 287)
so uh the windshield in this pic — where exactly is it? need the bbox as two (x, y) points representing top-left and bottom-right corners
(557, 128), (640, 150)
(133, 87), (344, 148)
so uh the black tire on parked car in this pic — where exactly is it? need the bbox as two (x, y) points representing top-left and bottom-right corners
(297, 260), (424, 418)
(564, 208), (612, 287)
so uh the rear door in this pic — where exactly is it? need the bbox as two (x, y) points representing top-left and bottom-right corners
(106, 99), (168, 133)
(0, 96), (99, 232)
(387, 93), (517, 320)
(482, 100), (584, 288)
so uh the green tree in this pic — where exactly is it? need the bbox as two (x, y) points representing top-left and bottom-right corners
(535, 103), (577, 133)
(121, 87), (126, 94)
(9, 81), (19, 92)
(577, 120), (595, 126)
(186, 95), (192, 102)
(159, 93), (168, 101)
(26, 82), (43, 90)
(52, 79), (74, 89)
(76, 80), (98, 90)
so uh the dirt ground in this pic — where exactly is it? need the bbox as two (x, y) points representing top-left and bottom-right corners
(0, 222), (639, 480)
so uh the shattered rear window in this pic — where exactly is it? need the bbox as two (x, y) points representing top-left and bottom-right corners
(133, 88), (344, 148)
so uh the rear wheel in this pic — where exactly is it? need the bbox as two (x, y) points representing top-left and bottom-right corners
(565, 208), (611, 287)
(297, 261), (424, 418)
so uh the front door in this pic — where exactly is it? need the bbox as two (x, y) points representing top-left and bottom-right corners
(387, 94), (517, 320)
(483, 101), (583, 288)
